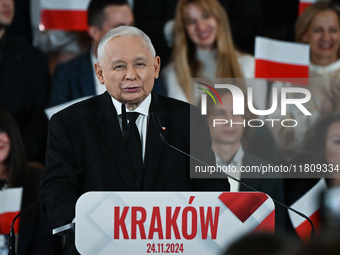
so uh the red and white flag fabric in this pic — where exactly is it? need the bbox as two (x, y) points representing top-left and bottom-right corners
(255, 36), (310, 80)
(288, 178), (327, 241)
(0, 187), (23, 234)
(298, 0), (318, 16)
(40, 0), (90, 31)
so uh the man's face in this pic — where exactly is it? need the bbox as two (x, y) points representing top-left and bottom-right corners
(208, 93), (244, 146)
(91, 5), (134, 43)
(95, 35), (160, 106)
(0, 0), (14, 28)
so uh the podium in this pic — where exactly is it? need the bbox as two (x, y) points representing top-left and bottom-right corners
(60, 192), (275, 254)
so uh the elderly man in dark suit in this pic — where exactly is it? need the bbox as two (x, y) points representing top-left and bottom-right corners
(39, 26), (229, 255)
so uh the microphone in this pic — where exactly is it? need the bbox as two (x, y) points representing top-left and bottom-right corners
(7, 136), (126, 255)
(121, 103), (128, 137)
(150, 108), (316, 240)
(8, 223), (16, 255)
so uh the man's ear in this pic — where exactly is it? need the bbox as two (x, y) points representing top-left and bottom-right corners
(153, 56), (161, 79)
(88, 26), (101, 42)
(94, 62), (105, 84)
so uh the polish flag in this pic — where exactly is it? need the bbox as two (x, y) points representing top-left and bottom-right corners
(40, 0), (90, 31)
(298, 0), (317, 16)
(288, 178), (327, 241)
(0, 187), (23, 234)
(255, 37), (310, 82)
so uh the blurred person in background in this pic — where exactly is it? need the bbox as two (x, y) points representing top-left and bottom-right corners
(30, 0), (91, 75)
(294, 230), (340, 255)
(162, 0), (256, 103)
(47, 0), (134, 108)
(0, 107), (62, 254)
(309, 113), (340, 186)
(296, 1), (340, 114)
(206, 88), (286, 232)
(296, 112), (340, 252)
(0, 0), (49, 165)
(297, 1), (340, 77)
(266, 1), (340, 162)
(164, 0), (275, 163)
(284, 114), (340, 240)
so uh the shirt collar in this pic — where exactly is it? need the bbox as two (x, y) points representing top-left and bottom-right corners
(231, 145), (244, 168)
(111, 93), (151, 116)
(215, 145), (244, 169)
(215, 153), (224, 166)
(310, 58), (340, 74)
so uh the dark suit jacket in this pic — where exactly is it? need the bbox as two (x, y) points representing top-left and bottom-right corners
(0, 32), (49, 164)
(48, 51), (94, 107)
(39, 92), (229, 254)
(240, 152), (287, 233)
(49, 51), (167, 107)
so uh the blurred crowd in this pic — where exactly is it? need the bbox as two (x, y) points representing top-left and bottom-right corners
(2, 0), (340, 254)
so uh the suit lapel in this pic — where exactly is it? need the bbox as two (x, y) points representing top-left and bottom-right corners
(95, 92), (137, 190)
(142, 93), (169, 189)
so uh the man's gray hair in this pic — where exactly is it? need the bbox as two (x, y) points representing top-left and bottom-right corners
(97, 26), (156, 64)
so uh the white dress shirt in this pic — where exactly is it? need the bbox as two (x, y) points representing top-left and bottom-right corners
(111, 94), (151, 161)
(215, 146), (244, 192)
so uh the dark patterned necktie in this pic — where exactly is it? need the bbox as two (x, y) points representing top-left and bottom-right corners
(126, 112), (144, 188)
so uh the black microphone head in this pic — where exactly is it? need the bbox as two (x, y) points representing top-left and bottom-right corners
(8, 219), (17, 255)
(121, 104), (128, 133)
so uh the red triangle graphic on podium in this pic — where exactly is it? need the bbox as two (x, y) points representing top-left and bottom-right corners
(218, 192), (268, 222)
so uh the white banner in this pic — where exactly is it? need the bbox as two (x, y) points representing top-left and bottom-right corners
(0, 187), (23, 214)
(75, 192), (275, 255)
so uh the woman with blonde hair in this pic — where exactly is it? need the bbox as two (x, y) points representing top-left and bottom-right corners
(266, 1), (340, 162)
(296, 1), (340, 74)
(295, 1), (340, 119)
(162, 0), (254, 103)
